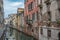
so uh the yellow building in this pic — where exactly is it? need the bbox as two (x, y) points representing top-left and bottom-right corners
(17, 8), (24, 30)
(17, 8), (24, 40)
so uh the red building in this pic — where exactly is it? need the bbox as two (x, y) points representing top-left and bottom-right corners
(24, 0), (39, 40)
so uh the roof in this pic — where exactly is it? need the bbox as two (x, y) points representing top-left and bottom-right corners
(17, 8), (24, 13)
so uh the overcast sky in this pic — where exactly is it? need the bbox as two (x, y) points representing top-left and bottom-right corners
(3, 0), (24, 18)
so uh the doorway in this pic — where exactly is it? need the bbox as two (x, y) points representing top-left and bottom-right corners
(58, 32), (60, 40)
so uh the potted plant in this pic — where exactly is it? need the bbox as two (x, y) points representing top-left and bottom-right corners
(57, 19), (60, 26)
(44, 0), (51, 5)
(38, 4), (42, 9)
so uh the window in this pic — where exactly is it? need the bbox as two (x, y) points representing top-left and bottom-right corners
(10, 28), (13, 36)
(48, 11), (51, 21)
(58, 32), (60, 40)
(47, 30), (51, 37)
(32, 13), (35, 21)
(24, 0), (26, 3)
(58, 8), (60, 12)
(35, 0), (38, 6)
(1, 0), (3, 4)
(35, 27), (38, 33)
(28, 2), (33, 11)
(24, 0), (28, 3)
(6, 38), (8, 40)
(27, 0), (28, 2)
(26, 16), (28, 21)
(0, 7), (1, 11)
(56, 0), (60, 1)
(32, 29), (34, 32)
(36, 12), (39, 20)
(58, 8), (60, 18)
(47, 12), (51, 27)
(25, 16), (29, 24)
(40, 27), (43, 35)
(45, 0), (51, 5)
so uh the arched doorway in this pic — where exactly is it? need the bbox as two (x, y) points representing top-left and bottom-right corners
(58, 32), (60, 40)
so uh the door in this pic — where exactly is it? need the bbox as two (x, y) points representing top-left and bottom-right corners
(58, 32), (60, 40)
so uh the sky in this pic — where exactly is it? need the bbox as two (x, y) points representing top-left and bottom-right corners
(3, 0), (24, 18)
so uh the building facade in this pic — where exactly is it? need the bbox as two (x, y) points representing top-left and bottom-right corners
(0, 0), (5, 40)
(38, 0), (60, 40)
(24, 0), (60, 40)
(17, 8), (24, 30)
(24, 0), (39, 40)
(4, 14), (18, 40)
(17, 8), (24, 40)
(0, 0), (4, 28)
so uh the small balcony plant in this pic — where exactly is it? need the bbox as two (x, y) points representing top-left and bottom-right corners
(44, 0), (51, 5)
(26, 19), (33, 26)
(57, 19), (60, 26)
(47, 19), (51, 26)
(38, 4), (42, 9)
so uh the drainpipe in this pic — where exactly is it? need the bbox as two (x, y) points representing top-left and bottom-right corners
(39, 26), (40, 40)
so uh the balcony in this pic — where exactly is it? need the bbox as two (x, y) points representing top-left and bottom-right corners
(26, 19), (33, 26)
(44, 0), (51, 5)
(57, 0), (60, 8)
(47, 20), (51, 27)
(56, 19), (60, 26)
(47, 11), (51, 26)
(38, 4), (42, 9)
(16, 13), (20, 16)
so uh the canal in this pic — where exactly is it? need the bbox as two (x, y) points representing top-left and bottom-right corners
(5, 27), (36, 40)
